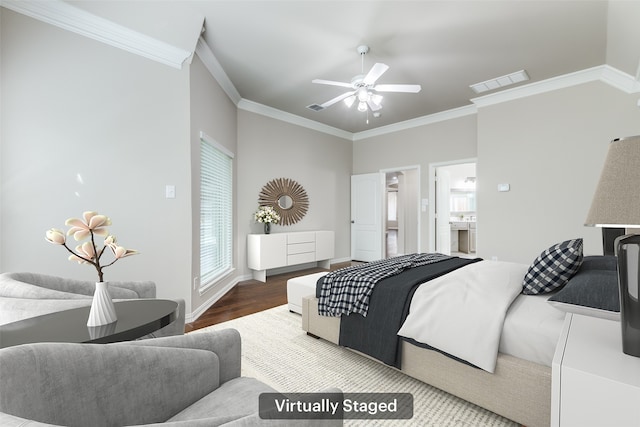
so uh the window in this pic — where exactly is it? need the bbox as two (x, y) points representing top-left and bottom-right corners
(200, 132), (233, 289)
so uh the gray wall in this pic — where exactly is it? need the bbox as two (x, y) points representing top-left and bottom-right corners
(236, 110), (353, 276)
(0, 9), (192, 303)
(477, 81), (640, 263)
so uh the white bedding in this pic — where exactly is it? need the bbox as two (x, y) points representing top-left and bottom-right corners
(500, 290), (566, 367)
(398, 260), (531, 373)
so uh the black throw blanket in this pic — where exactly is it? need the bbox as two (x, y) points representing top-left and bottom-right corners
(317, 256), (481, 368)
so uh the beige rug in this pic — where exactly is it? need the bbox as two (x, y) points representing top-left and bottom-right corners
(191, 305), (517, 427)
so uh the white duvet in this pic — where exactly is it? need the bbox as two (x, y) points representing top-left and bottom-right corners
(397, 260), (527, 373)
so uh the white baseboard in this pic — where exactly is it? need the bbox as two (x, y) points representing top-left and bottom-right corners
(186, 276), (247, 323)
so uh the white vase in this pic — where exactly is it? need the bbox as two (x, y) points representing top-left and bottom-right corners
(87, 281), (118, 327)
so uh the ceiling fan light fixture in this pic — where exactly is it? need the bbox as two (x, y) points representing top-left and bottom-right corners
(310, 44), (420, 118)
(344, 95), (356, 108)
(357, 87), (369, 102)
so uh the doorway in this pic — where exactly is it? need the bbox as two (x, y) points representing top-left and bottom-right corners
(351, 166), (421, 262)
(383, 166), (420, 258)
(429, 160), (477, 256)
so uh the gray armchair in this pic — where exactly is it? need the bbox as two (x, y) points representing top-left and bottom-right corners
(0, 272), (185, 337)
(0, 329), (342, 426)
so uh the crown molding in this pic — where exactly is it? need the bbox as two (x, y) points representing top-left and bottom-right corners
(237, 99), (353, 141)
(352, 105), (478, 141)
(236, 65), (638, 142)
(195, 37), (242, 104)
(237, 64), (637, 141)
(471, 65), (640, 108)
(235, 98), (476, 142)
(2, 0), (191, 69)
(600, 64), (640, 93)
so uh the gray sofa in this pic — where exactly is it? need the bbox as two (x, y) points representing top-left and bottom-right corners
(0, 272), (185, 337)
(0, 329), (341, 426)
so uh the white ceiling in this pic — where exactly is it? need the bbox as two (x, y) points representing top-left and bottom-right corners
(16, 1), (640, 134)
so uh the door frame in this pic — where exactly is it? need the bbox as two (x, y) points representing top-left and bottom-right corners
(428, 158), (477, 253)
(380, 165), (421, 254)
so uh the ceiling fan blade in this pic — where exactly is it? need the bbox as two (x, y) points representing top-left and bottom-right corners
(374, 84), (422, 93)
(363, 63), (389, 86)
(312, 79), (353, 89)
(320, 91), (356, 108)
(373, 84), (422, 93)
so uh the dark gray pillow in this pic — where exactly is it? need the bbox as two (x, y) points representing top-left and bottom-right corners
(579, 255), (617, 271)
(522, 238), (584, 295)
(547, 269), (620, 320)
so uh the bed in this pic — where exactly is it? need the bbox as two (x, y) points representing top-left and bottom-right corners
(302, 241), (615, 427)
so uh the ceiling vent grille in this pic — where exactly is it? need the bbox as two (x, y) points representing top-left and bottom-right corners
(470, 70), (529, 94)
(306, 104), (325, 112)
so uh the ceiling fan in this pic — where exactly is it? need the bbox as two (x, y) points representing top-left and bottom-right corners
(307, 45), (421, 115)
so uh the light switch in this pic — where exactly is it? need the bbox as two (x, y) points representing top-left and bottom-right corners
(497, 183), (510, 192)
(165, 185), (176, 199)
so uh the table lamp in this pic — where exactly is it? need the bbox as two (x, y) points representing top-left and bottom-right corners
(585, 135), (640, 357)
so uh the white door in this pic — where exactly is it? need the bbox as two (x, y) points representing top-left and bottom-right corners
(351, 173), (384, 262)
(435, 169), (451, 255)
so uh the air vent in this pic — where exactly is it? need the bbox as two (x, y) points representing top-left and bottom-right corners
(470, 70), (529, 94)
(306, 104), (325, 112)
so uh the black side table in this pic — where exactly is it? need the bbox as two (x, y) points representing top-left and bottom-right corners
(0, 299), (178, 348)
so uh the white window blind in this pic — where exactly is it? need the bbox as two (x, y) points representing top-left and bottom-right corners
(200, 133), (233, 288)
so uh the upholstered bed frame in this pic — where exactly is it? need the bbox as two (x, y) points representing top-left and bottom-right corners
(302, 295), (551, 427)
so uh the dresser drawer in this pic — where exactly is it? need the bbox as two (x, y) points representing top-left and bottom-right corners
(288, 242), (315, 255)
(288, 252), (316, 265)
(287, 232), (316, 244)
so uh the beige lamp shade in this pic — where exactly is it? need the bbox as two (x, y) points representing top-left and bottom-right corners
(585, 135), (640, 228)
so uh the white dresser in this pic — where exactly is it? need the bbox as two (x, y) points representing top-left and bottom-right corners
(551, 313), (640, 427)
(247, 231), (334, 282)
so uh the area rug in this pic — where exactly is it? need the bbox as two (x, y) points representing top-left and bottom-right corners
(191, 305), (517, 427)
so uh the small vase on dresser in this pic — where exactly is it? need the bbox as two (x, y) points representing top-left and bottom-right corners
(87, 281), (118, 327)
(264, 223), (271, 234)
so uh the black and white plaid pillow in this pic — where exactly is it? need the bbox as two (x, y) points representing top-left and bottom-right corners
(522, 238), (584, 295)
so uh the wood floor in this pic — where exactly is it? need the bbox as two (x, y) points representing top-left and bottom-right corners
(184, 261), (352, 333)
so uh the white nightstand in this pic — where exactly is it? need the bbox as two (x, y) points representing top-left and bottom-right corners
(551, 313), (640, 427)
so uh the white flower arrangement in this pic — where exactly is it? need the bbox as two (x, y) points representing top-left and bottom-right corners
(254, 205), (280, 224)
(45, 211), (138, 282)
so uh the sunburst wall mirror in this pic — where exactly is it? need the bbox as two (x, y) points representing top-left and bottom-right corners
(258, 178), (309, 226)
